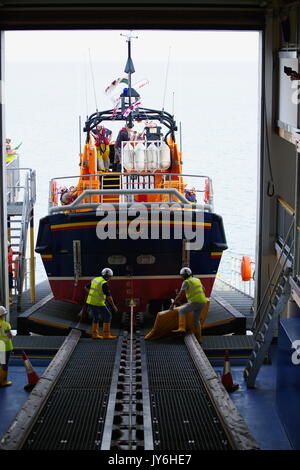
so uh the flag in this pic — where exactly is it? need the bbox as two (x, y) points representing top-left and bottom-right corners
(122, 100), (141, 118)
(134, 78), (149, 89)
(105, 77), (128, 95)
(112, 98), (121, 117)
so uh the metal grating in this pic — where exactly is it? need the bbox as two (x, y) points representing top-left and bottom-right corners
(10, 280), (51, 329)
(202, 335), (255, 350)
(30, 299), (82, 324)
(151, 392), (230, 450)
(13, 336), (65, 350)
(22, 339), (117, 450)
(213, 278), (254, 328)
(146, 341), (233, 450)
(23, 390), (108, 450)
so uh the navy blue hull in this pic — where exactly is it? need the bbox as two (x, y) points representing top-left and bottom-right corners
(36, 209), (227, 310)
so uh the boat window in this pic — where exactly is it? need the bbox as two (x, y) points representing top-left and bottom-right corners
(108, 255), (127, 265)
(136, 255), (156, 265)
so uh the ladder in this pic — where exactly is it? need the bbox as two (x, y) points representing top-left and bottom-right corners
(100, 173), (121, 203)
(244, 219), (294, 388)
(7, 168), (36, 311)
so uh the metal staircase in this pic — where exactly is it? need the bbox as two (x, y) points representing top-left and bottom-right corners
(6, 163), (36, 310)
(244, 219), (294, 388)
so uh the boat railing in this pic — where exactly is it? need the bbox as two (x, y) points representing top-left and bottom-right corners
(48, 172), (214, 214)
(6, 167), (36, 215)
(6, 154), (21, 203)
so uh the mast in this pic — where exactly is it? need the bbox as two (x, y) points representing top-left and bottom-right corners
(122, 31), (138, 128)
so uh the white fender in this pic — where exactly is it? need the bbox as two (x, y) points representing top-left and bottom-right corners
(147, 142), (159, 171)
(123, 142), (134, 171)
(134, 142), (146, 171)
(159, 141), (171, 170)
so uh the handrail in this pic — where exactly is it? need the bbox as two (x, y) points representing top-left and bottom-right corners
(278, 197), (294, 216)
(50, 172), (214, 181)
(49, 172), (214, 213)
(252, 217), (295, 332)
(6, 168), (36, 205)
(16, 172), (30, 308)
(49, 188), (212, 214)
(277, 196), (300, 233)
(7, 167), (36, 309)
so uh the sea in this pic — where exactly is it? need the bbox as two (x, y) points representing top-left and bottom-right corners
(4, 56), (259, 284)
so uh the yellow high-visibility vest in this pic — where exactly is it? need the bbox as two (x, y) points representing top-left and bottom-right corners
(86, 276), (107, 307)
(0, 320), (13, 352)
(185, 277), (207, 303)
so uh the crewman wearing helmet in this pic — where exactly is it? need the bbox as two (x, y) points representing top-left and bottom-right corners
(171, 267), (207, 342)
(86, 268), (118, 339)
(0, 306), (13, 387)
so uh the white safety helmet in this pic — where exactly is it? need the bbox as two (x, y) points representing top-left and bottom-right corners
(0, 306), (7, 317)
(101, 268), (114, 278)
(180, 267), (192, 277)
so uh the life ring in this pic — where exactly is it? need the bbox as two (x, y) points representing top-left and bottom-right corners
(51, 181), (58, 205)
(241, 256), (252, 281)
(204, 178), (210, 204)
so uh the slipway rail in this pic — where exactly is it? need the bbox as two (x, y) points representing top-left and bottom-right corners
(0, 329), (258, 451)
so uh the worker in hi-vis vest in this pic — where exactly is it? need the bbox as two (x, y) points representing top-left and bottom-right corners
(171, 267), (207, 342)
(86, 268), (118, 340)
(0, 306), (13, 387)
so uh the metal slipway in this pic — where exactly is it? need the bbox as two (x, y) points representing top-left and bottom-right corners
(0, 313), (258, 451)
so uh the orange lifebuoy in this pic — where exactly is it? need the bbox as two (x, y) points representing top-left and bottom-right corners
(204, 178), (210, 204)
(241, 256), (252, 281)
(51, 181), (58, 205)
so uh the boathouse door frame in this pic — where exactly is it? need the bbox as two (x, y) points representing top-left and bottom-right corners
(0, 1), (266, 320)
(0, 31), (9, 314)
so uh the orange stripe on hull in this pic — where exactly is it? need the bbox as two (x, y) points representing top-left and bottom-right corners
(211, 252), (222, 258)
(50, 221), (212, 232)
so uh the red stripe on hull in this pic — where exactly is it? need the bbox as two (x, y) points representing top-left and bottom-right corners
(49, 276), (215, 312)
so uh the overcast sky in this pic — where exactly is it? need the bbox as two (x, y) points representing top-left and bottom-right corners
(5, 30), (260, 63)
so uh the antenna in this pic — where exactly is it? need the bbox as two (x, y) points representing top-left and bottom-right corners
(79, 115), (82, 155)
(88, 48), (98, 111)
(172, 91), (175, 116)
(179, 121), (182, 154)
(120, 30), (139, 43)
(162, 46), (171, 112)
(84, 52), (89, 117)
(121, 31), (138, 81)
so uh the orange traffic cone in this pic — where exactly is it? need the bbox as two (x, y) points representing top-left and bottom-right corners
(22, 351), (40, 392)
(221, 350), (239, 393)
